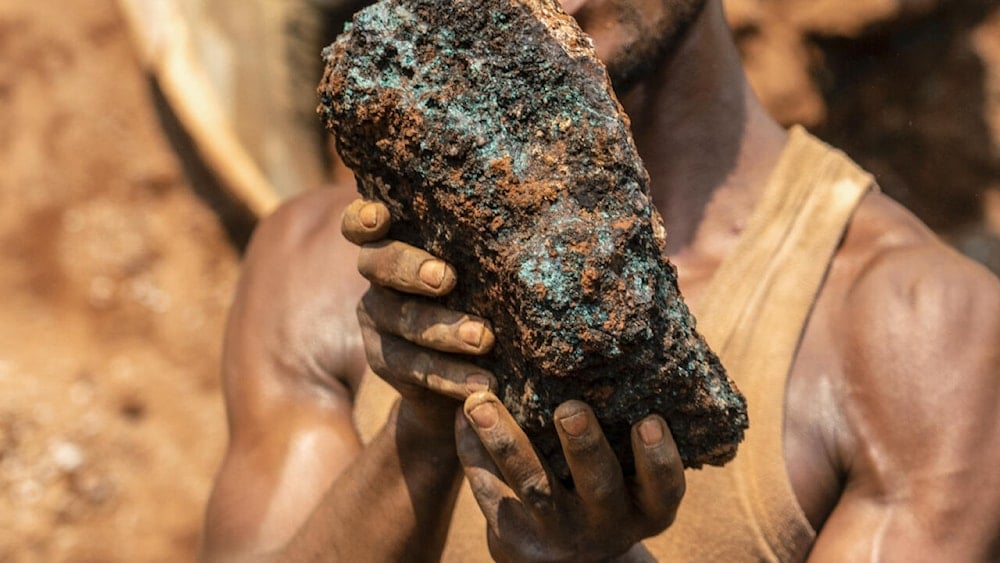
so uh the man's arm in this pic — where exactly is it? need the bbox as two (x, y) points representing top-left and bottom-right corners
(201, 190), (468, 562)
(811, 242), (1000, 561)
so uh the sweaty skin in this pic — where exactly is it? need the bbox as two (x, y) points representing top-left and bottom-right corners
(202, 0), (1000, 560)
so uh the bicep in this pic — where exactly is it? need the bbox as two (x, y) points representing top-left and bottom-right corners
(811, 475), (1000, 562)
(814, 247), (1000, 561)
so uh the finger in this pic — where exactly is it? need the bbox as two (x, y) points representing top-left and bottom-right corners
(553, 401), (629, 519)
(457, 411), (545, 555)
(341, 199), (391, 244)
(358, 310), (496, 400)
(456, 410), (512, 522)
(630, 415), (685, 528)
(358, 240), (457, 297)
(464, 392), (557, 518)
(360, 287), (495, 355)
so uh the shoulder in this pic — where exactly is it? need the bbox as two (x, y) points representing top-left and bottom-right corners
(804, 192), (1000, 557)
(835, 191), (999, 361)
(248, 185), (359, 259)
(239, 185), (372, 392)
(826, 190), (1000, 489)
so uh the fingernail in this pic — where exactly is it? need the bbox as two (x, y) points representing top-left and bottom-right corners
(459, 321), (484, 347)
(558, 411), (588, 437)
(360, 203), (380, 228)
(465, 374), (490, 393)
(639, 418), (663, 446)
(418, 260), (446, 288)
(469, 402), (498, 429)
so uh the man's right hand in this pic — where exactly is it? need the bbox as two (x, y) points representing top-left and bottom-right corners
(341, 199), (498, 426)
(205, 190), (473, 561)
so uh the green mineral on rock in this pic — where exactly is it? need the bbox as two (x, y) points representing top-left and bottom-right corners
(318, 0), (748, 474)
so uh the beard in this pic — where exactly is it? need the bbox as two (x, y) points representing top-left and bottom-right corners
(601, 0), (707, 94)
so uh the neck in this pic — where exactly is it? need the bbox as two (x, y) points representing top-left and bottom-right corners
(620, 0), (787, 257)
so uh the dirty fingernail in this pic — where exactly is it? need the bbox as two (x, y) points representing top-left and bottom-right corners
(469, 402), (498, 429)
(360, 203), (380, 228)
(419, 260), (447, 288)
(558, 411), (588, 437)
(459, 321), (484, 347)
(465, 373), (490, 393)
(639, 418), (663, 446)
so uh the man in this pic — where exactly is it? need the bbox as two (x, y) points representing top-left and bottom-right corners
(201, 0), (1000, 560)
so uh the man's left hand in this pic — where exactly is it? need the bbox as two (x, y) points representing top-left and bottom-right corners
(456, 391), (685, 563)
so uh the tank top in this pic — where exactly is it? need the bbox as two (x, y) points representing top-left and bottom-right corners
(351, 126), (875, 561)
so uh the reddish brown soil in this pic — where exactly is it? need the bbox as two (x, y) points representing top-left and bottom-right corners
(0, 1), (237, 560)
(0, 0), (996, 561)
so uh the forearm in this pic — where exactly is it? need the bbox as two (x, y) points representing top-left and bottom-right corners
(279, 400), (464, 562)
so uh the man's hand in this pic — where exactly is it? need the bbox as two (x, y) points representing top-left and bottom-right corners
(456, 391), (685, 563)
(341, 199), (498, 427)
(206, 191), (475, 561)
(343, 199), (686, 560)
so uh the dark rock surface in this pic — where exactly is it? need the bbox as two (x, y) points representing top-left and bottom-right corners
(318, 0), (748, 473)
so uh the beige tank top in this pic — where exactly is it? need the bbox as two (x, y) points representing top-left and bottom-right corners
(352, 126), (875, 561)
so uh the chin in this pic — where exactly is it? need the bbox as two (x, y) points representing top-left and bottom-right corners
(570, 0), (708, 93)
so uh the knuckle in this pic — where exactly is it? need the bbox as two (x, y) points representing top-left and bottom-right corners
(396, 299), (422, 338)
(356, 246), (378, 280)
(650, 457), (685, 500)
(485, 529), (514, 563)
(361, 341), (387, 376)
(355, 296), (374, 326)
(465, 468), (492, 496)
(360, 332), (391, 375)
(358, 241), (402, 284)
(564, 431), (603, 456)
(626, 509), (672, 541)
(409, 351), (432, 386)
(668, 473), (686, 501)
(486, 431), (520, 459)
(584, 478), (621, 504)
(646, 482), (684, 529)
(428, 380), (465, 401)
(653, 504), (680, 530)
(424, 367), (467, 399)
(358, 287), (405, 333)
(642, 444), (682, 480)
(518, 473), (555, 514)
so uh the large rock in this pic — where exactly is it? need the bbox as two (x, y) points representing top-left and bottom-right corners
(318, 0), (748, 474)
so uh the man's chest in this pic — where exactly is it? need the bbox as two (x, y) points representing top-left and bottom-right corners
(677, 256), (848, 533)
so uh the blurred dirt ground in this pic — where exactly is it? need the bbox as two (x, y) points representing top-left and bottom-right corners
(0, 0), (997, 561)
(0, 1), (237, 560)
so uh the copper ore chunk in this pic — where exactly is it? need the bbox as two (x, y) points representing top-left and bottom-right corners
(318, 0), (748, 474)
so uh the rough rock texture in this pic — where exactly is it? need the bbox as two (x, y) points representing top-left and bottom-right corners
(318, 0), (748, 473)
(1, 0), (997, 561)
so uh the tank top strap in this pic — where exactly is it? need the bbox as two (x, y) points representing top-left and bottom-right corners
(692, 125), (875, 559)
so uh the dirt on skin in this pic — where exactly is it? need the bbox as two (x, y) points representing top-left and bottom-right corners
(0, 0), (998, 561)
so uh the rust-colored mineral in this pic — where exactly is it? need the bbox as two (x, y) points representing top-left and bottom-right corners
(318, 0), (748, 474)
